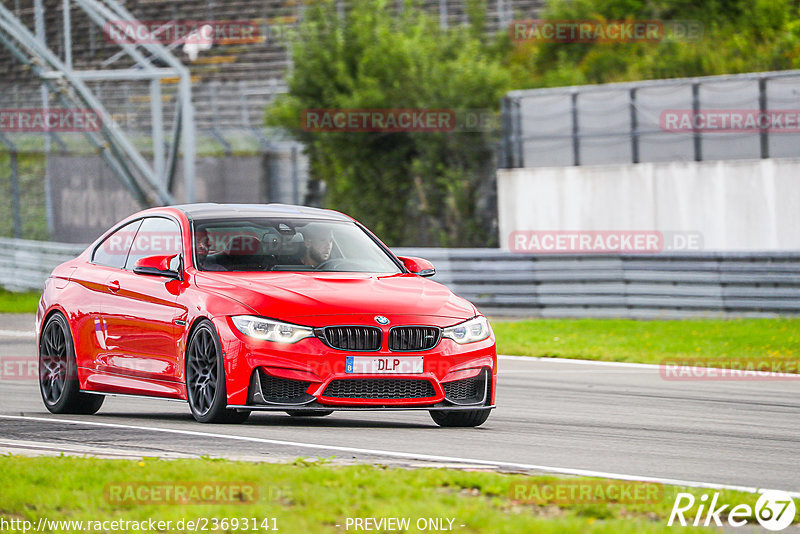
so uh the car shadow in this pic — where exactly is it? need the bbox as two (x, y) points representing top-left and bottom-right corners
(245, 413), (433, 429)
(91, 411), (434, 429)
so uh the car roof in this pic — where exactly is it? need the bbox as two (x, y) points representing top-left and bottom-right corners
(170, 203), (352, 222)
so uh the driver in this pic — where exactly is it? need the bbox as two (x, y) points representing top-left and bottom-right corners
(195, 228), (228, 271)
(301, 225), (333, 268)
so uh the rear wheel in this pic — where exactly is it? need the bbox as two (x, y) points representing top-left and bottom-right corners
(39, 312), (104, 414)
(285, 410), (333, 417)
(430, 409), (491, 428)
(186, 320), (250, 424)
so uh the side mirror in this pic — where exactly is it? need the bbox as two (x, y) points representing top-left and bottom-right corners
(398, 256), (436, 277)
(133, 254), (182, 279)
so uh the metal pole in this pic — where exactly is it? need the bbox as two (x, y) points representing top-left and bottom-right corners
(63, 0), (72, 69)
(166, 105), (182, 193)
(33, 0), (45, 42)
(10, 151), (21, 239)
(630, 88), (639, 164)
(89, 20), (95, 57)
(497, 0), (505, 30)
(34, 0), (55, 236)
(179, 74), (196, 203)
(123, 82), (130, 128)
(759, 77), (769, 159)
(150, 79), (166, 183)
(210, 82), (218, 123)
(239, 80), (249, 127)
(291, 145), (299, 205)
(439, 0), (447, 28)
(692, 82), (702, 162)
(571, 91), (580, 166)
(513, 98), (523, 168)
(499, 97), (510, 168)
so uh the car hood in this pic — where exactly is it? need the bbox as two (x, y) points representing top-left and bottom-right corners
(194, 271), (477, 325)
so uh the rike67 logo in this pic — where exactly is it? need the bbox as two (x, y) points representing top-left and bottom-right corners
(669, 490), (797, 531)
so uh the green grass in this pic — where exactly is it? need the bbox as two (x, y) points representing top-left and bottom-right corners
(492, 318), (800, 369)
(0, 456), (786, 533)
(0, 289), (40, 314)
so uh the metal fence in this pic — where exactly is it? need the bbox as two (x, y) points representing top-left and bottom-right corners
(4, 0), (546, 135)
(0, 140), (308, 243)
(501, 69), (800, 169)
(3, 238), (799, 318)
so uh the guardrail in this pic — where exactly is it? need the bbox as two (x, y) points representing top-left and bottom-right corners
(395, 248), (800, 318)
(0, 238), (85, 293)
(1, 239), (798, 318)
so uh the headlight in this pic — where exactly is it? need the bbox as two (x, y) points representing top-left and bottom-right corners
(231, 315), (314, 343)
(442, 316), (491, 344)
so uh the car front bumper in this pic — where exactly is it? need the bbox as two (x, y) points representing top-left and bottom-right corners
(214, 315), (497, 411)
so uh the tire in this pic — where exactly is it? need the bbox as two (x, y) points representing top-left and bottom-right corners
(285, 410), (334, 417)
(39, 312), (104, 415)
(430, 409), (491, 428)
(186, 320), (251, 424)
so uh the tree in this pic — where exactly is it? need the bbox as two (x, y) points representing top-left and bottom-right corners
(267, 0), (509, 246)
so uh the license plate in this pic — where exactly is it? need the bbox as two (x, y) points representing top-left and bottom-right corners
(346, 356), (423, 374)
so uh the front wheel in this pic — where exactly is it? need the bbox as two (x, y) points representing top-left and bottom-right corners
(186, 320), (250, 424)
(39, 312), (104, 415)
(430, 409), (491, 428)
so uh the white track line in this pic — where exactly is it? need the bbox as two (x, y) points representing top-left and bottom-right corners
(499, 355), (800, 378)
(1, 414), (795, 497)
(499, 355), (662, 369)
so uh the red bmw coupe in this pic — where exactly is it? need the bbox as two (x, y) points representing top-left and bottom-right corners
(37, 204), (496, 426)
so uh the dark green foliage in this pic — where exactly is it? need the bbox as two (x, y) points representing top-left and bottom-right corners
(268, 0), (800, 246)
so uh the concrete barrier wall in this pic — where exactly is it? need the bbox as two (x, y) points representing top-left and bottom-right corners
(497, 158), (800, 251)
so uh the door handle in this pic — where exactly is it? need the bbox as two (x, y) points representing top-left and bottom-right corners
(108, 279), (120, 293)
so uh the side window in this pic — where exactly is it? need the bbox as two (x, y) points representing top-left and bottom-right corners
(92, 220), (143, 269)
(125, 217), (182, 270)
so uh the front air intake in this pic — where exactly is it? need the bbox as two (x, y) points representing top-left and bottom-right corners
(249, 370), (314, 405)
(442, 369), (489, 405)
(322, 378), (436, 399)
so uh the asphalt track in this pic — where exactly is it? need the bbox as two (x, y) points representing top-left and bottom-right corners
(1, 313), (798, 494)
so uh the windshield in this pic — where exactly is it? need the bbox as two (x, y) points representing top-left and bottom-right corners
(192, 218), (402, 274)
